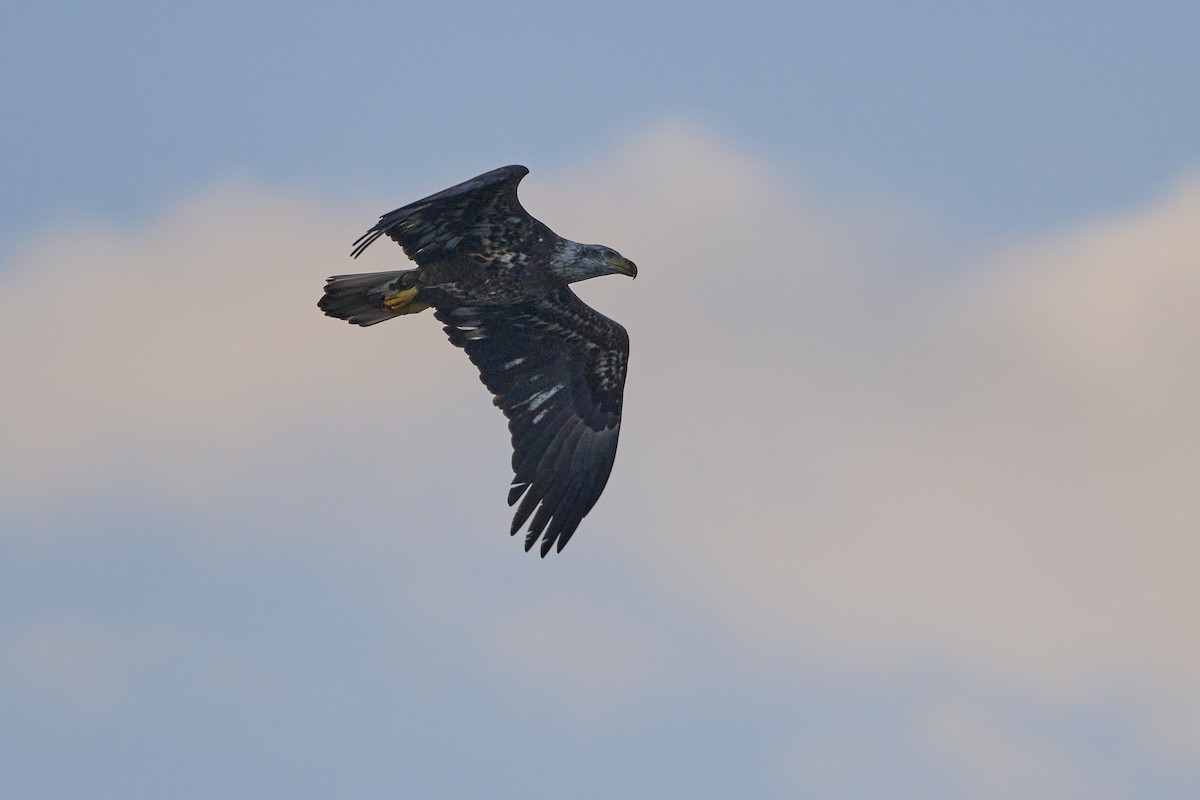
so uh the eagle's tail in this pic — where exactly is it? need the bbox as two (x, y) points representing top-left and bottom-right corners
(318, 270), (429, 326)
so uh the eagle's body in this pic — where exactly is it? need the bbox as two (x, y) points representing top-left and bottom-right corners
(319, 166), (637, 556)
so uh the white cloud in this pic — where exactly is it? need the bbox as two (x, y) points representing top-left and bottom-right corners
(483, 601), (666, 717)
(1, 617), (129, 710)
(525, 128), (1200, 756)
(0, 181), (474, 516)
(2, 123), (1198, 768)
(917, 700), (1122, 800)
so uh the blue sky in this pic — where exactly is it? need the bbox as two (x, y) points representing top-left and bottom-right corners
(5, 1), (1199, 249)
(3, 2), (1200, 798)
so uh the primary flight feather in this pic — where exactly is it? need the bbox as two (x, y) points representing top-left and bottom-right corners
(319, 166), (637, 556)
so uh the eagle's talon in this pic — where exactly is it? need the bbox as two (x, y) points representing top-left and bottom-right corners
(383, 287), (427, 314)
(383, 286), (419, 309)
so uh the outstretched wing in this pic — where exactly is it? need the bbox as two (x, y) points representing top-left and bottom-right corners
(350, 165), (553, 267)
(434, 288), (629, 556)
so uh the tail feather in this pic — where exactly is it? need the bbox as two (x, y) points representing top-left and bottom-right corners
(318, 270), (418, 326)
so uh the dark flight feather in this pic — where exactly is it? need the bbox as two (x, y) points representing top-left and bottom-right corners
(435, 289), (628, 555)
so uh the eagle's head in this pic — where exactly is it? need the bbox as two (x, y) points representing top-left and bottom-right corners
(552, 241), (638, 283)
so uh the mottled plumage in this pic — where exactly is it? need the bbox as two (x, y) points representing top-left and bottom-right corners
(319, 166), (637, 555)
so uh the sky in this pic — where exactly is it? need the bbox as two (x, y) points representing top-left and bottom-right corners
(2, 2), (1199, 798)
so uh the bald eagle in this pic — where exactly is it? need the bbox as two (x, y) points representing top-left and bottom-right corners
(319, 166), (637, 556)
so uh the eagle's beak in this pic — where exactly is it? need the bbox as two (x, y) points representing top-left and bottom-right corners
(608, 254), (638, 278)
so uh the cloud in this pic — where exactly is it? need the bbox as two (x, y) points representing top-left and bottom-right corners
(2, 122), (1198, 770)
(0, 182), (477, 518)
(520, 127), (1200, 756)
(1, 617), (129, 710)
(483, 600), (666, 717)
(917, 700), (1122, 800)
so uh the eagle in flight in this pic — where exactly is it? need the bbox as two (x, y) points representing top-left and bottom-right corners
(319, 166), (637, 556)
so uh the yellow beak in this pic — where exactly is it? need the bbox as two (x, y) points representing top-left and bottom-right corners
(608, 254), (638, 278)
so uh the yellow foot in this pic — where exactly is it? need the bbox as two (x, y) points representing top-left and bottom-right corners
(383, 287), (430, 315)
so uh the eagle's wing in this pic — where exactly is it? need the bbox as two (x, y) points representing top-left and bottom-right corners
(435, 288), (629, 556)
(350, 165), (552, 266)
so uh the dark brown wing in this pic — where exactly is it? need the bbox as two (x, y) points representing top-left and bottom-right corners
(434, 288), (629, 556)
(350, 165), (555, 268)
